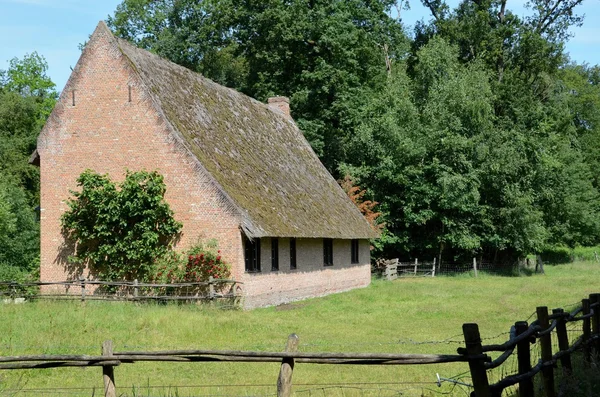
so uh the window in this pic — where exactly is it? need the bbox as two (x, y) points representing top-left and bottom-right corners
(351, 239), (359, 264)
(323, 238), (333, 266)
(290, 238), (297, 270)
(271, 238), (279, 271)
(244, 236), (261, 272)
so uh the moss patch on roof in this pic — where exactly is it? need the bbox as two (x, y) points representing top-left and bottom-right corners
(111, 26), (376, 239)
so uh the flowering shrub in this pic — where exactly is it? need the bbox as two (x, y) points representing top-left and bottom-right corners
(152, 242), (231, 294)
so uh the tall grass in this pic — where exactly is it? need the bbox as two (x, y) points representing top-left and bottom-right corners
(1, 261), (599, 396)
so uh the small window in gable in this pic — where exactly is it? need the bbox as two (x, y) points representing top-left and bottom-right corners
(351, 239), (359, 264)
(323, 238), (333, 266)
(271, 238), (279, 271)
(244, 236), (261, 273)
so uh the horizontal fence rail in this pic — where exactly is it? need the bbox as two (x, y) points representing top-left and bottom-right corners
(1, 294), (598, 396)
(0, 278), (242, 304)
(378, 257), (542, 279)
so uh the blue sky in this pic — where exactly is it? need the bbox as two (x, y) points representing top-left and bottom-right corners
(1, 0), (598, 92)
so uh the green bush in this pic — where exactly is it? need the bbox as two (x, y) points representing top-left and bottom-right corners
(61, 169), (182, 282)
(0, 264), (38, 298)
(540, 245), (600, 264)
(540, 246), (573, 264)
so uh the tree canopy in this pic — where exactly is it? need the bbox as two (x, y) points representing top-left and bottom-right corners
(108, 0), (598, 263)
(0, 52), (57, 276)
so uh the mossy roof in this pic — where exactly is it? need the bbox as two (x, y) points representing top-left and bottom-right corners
(104, 22), (376, 239)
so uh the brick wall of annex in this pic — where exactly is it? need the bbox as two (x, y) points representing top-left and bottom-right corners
(37, 26), (245, 284)
(241, 239), (371, 309)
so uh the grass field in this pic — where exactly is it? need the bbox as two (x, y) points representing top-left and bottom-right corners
(1, 262), (599, 396)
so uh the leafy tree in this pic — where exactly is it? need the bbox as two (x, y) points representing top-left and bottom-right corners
(0, 178), (39, 273)
(0, 52), (57, 278)
(0, 52), (58, 127)
(61, 170), (182, 281)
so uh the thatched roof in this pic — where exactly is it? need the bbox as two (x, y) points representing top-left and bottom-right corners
(101, 22), (376, 239)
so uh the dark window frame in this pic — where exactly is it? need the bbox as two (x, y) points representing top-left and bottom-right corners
(271, 238), (279, 271)
(244, 236), (261, 273)
(290, 238), (297, 270)
(323, 238), (333, 266)
(351, 239), (359, 264)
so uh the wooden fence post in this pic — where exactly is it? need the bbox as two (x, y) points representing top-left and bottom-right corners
(590, 293), (600, 358)
(536, 306), (555, 397)
(432, 258), (436, 277)
(209, 276), (215, 301)
(277, 334), (299, 397)
(515, 321), (534, 397)
(582, 298), (591, 365)
(462, 323), (491, 397)
(552, 308), (572, 375)
(102, 340), (116, 397)
(473, 258), (478, 278)
(80, 277), (86, 302)
(414, 258), (418, 275)
(133, 279), (139, 300)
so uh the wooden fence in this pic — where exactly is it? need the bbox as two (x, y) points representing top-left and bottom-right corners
(1, 294), (599, 396)
(381, 258), (437, 280)
(0, 278), (241, 303)
(381, 257), (514, 280)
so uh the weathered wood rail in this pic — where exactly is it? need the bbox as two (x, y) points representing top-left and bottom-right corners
(382, 258), (437, 280)
(0, 278), (241, 303)
(1, 294), (598, 396)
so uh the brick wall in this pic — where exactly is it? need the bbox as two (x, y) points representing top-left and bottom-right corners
(37, 23), (243, 284)
(241, 239), (371, 309)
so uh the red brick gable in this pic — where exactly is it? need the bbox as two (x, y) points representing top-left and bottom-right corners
(37, 21), (244, 282)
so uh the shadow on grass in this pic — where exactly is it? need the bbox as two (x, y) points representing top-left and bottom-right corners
(503, 353), (600, 397)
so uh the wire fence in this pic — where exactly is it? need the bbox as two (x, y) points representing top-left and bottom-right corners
(377, 257), (534, 280)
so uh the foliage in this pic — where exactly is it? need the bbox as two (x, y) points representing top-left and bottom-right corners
(0, 52), (56, 277)
(101, 0), (600, 263)
(61, 170), (182, 281)
(152, 241), (231, 294)
(339, 175), (382, 232)
(0, 178), (39, 272)
(0, 52), (57, 125)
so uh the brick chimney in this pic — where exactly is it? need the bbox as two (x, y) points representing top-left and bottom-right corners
(267, 96), (291, 120)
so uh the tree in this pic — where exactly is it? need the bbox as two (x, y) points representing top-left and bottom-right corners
(61, 170), (182, 281)
(0, 178), (39, 274)
(0, 53), (57, 205)
(0, 53), (57, 278)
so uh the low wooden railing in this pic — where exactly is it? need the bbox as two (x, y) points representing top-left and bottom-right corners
(0, 278), (241, 303)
